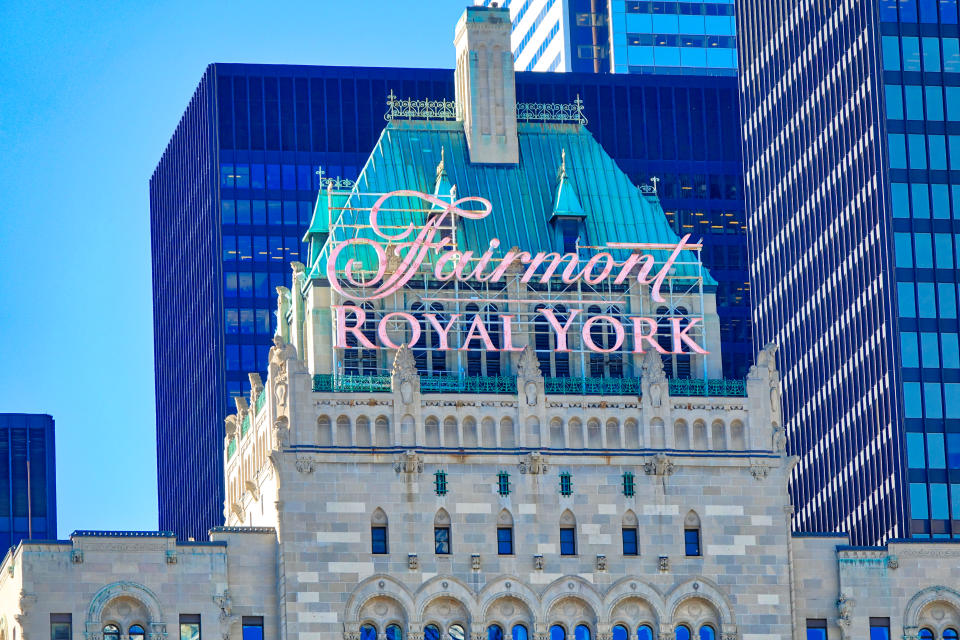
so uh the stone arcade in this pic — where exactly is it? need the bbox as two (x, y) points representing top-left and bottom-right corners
(3, 7), (958, 640)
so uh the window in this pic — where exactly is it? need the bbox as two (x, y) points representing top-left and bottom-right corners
(869, 618), (890, 640)
(560, 526), (577, 555)
(488, 625), (504, 640)
(497, 471), (511, 496)
(497, 526), (514, 555)
(550, 626), (566, 640)
(435, 525), (451, 554)
(675, 627), (691, 640)
(434, 470), (447, 496)
(512, 625), (529, 640)
(386, 625), (403, 640)
(944, 629), (958, 640)
(684, 528), (701, 556)
(622, 526), (639, 555)
(919, 630), (934, 640)
(449, 625), (465, 640)
(612, 626), (629, 640)
(372, 525), (388, 554)
(698, 627), (715, 640)
(180, 616), (200, 640)
(575, 626), (590, 640)
(622, 471), (635, 497)
(129, 627), (145, 640)
(805, 620), (826, 640)
(242, 619), (263, 640)
(559, 472), (573, 496)
(637, 626), (654, 640)
(424, 626), (440, 640)
(103, 626), (120, 640)
(51, 615), (71, 640)
(559, 219), (580, 253)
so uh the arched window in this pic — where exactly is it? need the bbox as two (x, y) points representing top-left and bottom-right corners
(622, 510), (639, 555)
(371, 507), (388, 554)
(361, 625), (378, 640)
(465, 304), (502, 376)
(424, 626), (441, 640)
(497, 509), (514, 555)
(386, 624), (403, 640)
(488, 625), (505, 640)
(684, 510), (702, 556)
(449, 625), (466, 640)
(129, 626), (145, 640)
(918, 630), (934, 640)
(612, 626), (629, 640)
(656, 305), (692, 378)
(698, 626), (716, 640)
(945, 629), (959, 640)
(560, 509), (577, 555)
(512, 625), (529, 640)
(636, 626), (654, 640)
(587, 305), (624, 377)
(434, 508), (451, 554)
(674, 626), (691, 640)
(103, 626), (120, 640)
(342, 303), (378, 375)
(574, 626), (590, 640)
(550, 625), (566, 640)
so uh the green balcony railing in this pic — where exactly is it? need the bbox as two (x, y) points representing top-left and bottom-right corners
(227, 438), (237, 460)
(311, 373), (747, 398)
(544, 376), (644, 395)
(420, 375), (517, 394)
(669, 377), (747, 397)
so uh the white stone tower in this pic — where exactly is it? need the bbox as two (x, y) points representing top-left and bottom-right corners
(454, 5), (519, 164)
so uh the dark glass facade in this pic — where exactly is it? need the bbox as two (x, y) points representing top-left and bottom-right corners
(738, 0), (960, 543)
(152, 63), (749, 540)
(0, 414), (57, 549)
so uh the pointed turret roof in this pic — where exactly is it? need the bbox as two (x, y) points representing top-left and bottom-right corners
(550, 149), (586, 220)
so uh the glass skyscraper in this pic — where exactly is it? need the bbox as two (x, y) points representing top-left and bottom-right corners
(484, 0), (736, 74)
(0, 414), (57, 549)
(738, 0), (960, 543)
(151, 63), (748, 540)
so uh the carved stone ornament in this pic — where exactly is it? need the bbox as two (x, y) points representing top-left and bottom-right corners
(471, 553), (481, 571)
(273, 416), (290, 450)
(408, 554), (419, 570)
(887, 555), (899, 569)
(836, 593), (855, 639)
(213, 590), (233, 622)
(517, 346), (544, 383)
(533, 554), (544, 570)
(721, 634), (738, 640)
(394, 450), (424, 475)
(295, 455), (317, 474)
(71, 549), (83, 564)
(658, 556), (669, 572)
(772, 425), (787, 455)
(344, 633), (361, 640)
(519, 452), (548, 475)
(596, 554), (607, 571)
(644, 453), (675, 477)
(641, 350), (668, 408)
(391, 345), (419, 406)
(749, 462), (770, 480)
(165, 550), (177, 564)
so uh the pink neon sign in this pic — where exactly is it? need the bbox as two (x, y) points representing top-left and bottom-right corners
(328, 190), (708, 355)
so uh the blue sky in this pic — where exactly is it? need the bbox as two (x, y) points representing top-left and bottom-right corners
(0, 1), (465, 537)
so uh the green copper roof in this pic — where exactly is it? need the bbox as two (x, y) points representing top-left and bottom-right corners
(309, 120), (715, 286)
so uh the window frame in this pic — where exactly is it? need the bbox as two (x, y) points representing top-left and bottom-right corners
(684, 527), (701, 557)
(434, 525), (451, 555)
(179, 615), (201, 640)
(622, 526), (639, 556)
(371, 524), (389, 554)
(497, 525), (514, 555)
(497, 471), (511, 496)
(50, 614), (71, 640)
(560, 526), (577, 556)
(242, 619), (264, 640)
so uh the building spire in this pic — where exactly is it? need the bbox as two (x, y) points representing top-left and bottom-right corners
(551, 148), (586, 220)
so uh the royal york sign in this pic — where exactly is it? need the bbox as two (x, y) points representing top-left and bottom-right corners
(327, 191), (708, 356)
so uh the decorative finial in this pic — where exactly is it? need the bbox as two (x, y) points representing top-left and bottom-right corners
(650, 176), (659, 194)
(436, 147), (446, 180)
(557, 148), (568, 182)
(315, 166), (325, 185)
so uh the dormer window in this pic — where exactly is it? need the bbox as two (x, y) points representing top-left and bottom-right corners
(558, 219), (581, 254)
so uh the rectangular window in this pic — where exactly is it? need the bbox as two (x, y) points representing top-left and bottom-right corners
(886, 84), (904, 119)
(51, 614), (71, 640)
(559, 472), (573, 496)
(907, 432), (927, 468)
(684, 528), (701, 556)
(622, 527), (639, 555)
(242, 618), (263, 640)
(622, 471), (635, 497)
(560, 526), (577, 555)
(434, 470), (448, 496)
(921, 332), (940, 367)
(435, 526), (451, 554)
(372, 525), (388, 554)
(923, 37), (942, 71)
(927, 86), (945, 120)
(882, 35), (901, 70)
(901, 331), (919, 367)
(497, 526), (514, 555)
(899, 282), (917, 318)
(911, 482), (930, 519)
(869, 618), (890, 640)
(805, 619), (827, 640)
(497, 472), (511, 496)
(180, 616), (200, 640)
(925, 382), (943, 418)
